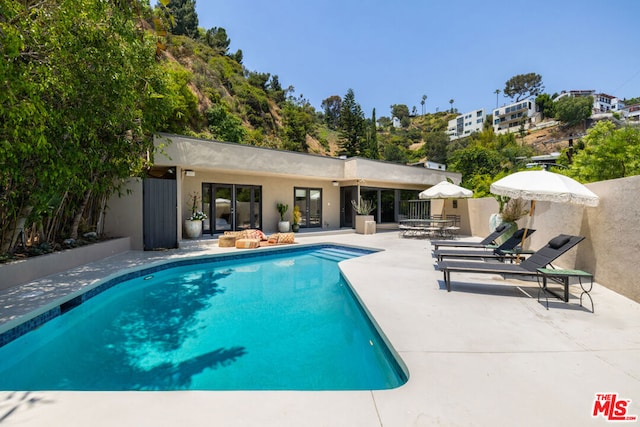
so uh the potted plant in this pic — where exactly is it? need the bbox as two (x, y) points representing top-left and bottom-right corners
(351, 196), (375, 234)
(291, 205), (302, 232)
(492, 197), (528, 244)
(276, 202), (289, 232)
(184, 192), (208, 239)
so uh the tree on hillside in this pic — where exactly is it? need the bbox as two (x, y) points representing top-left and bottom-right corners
(204, 27), (230, 54)
(421, 95), (427, 115)
(422, 131), (449, 164)
(364, 109), (379, 159)
(337, 89), (365, 157)
(568, 121), (640, 182)
(281, 99), (316, 152)
(554, 96), (593, 127)
(382, 143), (408, 163)
(322, 95), (342, 130)
(390, 104), (410, 123)
(206, 104), (246, 143)
(247, 71), (270, 90)
(267, 75), (285, 105)
(535, 93), (555, 119)
(447, 132), (533, 196)
(449, 99), (455, 113)
(503, 72), (544, 101)
(167, 0), (199, 38)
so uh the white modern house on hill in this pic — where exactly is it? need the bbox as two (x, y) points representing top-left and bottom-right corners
(492, 97), (539, 134)
(446, 109), (485, 140)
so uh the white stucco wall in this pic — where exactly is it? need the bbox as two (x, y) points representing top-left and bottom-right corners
(180, 170), (341, 235)
(103, 179), (143, 250)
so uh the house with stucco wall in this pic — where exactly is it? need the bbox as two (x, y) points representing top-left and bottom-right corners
(104, 134), (462, 250)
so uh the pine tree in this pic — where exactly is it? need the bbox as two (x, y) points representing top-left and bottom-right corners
(167, 0), (199, 38)
(337, 89), (365, 157)
(365, 108), (379, 159)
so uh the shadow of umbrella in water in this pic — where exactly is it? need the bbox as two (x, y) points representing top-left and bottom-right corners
(490, 169), (599, 259)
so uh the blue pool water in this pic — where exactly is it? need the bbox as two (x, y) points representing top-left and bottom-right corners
(0, 245), (407, 391)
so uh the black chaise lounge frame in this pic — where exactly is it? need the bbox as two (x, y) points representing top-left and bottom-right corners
(434, 228), (536, 262)
(437, 234), (585, 292)
(431, 224), (511, 251)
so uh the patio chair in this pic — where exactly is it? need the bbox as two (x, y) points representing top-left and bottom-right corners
(442, 215), (461, 238)
(437, 234), (585, 292)
(431, 223), (511, 250)
(434, 228), (536, 262)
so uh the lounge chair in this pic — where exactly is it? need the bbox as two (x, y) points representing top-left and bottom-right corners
(431, 223), (511, 250)
(437, 234), (585, 292)
(434, 228), (536, 262)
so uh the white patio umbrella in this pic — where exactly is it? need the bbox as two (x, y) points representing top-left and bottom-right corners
(490, 169), (599, 256)
(419, 181), (473, 219)
(419, 181), (474, 200)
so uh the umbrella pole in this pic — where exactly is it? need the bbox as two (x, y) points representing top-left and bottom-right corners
(517, 200), (536, 263)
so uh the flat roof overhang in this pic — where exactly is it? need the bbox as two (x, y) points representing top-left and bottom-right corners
(154, 133), (461, 187)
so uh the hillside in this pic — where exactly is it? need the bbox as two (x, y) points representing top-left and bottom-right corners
(159, 30), (587, 165)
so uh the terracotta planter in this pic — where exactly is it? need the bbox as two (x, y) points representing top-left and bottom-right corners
(184, 220), (202, 239)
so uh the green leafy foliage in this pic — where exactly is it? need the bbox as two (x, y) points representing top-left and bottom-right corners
(206, 104), (246, 143)
(447, 132), (534, 197)
(568, 121), (640, 182)
(0, 0), (171, 251)
(204, 27), (230, 54)
(554, 96), (593, 127)
(167, 0), (199, 38)
(503, 72), (544, 101)
(535, 93), (556, 119)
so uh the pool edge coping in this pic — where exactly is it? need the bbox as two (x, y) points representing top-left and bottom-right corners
(0, 242), (382, 349)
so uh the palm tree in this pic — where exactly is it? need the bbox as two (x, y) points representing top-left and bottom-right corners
(494, 89), (501, 108)
(449, 99), (454, 113)
(421, 94), (427, 115)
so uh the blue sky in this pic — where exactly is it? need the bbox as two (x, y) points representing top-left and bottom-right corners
(195, 0), (640, 119)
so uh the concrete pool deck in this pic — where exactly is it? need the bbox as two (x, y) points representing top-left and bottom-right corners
(1, 230), (639, 426)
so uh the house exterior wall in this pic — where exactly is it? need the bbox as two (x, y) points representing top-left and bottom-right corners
(180, 169), (342, 235)
(103, 179), (144, 250)
(492, 98), (538, 134)
(447, 109), (485, 140)
(104, 134), (461, 246)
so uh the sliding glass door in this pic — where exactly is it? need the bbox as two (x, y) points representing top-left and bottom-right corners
(202, 183), (261, 234)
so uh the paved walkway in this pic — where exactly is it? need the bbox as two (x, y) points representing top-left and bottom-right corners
(1, 231), (639, 426)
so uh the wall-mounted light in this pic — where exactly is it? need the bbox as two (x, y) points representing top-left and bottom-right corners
(332, 181), (339, 187)
(184, 170), (195, 177)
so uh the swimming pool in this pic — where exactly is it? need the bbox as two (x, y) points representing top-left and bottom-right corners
(0, 244), (408, 391)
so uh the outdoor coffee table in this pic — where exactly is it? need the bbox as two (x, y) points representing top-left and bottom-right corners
(536, 268), (594, 312)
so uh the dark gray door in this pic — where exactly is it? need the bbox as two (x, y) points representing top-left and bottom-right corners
(143, 178), (177, 250)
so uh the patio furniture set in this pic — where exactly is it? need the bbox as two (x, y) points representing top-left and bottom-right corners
(431, 227), (595, 313)
(399, 215), (460, 239)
